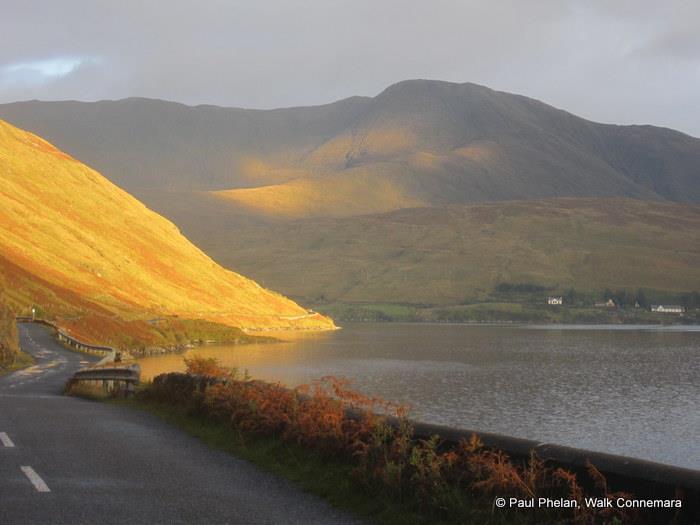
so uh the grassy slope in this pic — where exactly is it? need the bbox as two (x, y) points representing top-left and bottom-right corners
(214, 165), (426, 218)
(0, 120), (334, 348)
(147, 194), (700, 306)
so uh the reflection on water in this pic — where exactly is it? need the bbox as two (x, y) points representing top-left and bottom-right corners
(136, 322), (700, 469)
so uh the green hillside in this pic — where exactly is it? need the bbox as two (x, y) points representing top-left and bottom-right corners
(141, 195), (700, 310)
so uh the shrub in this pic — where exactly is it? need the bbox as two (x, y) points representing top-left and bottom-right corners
(184, 355), (230, 377)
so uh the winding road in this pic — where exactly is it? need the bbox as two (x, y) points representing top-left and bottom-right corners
(0, 323), (363, 524)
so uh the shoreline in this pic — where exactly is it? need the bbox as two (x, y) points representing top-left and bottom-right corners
(311, 301), (700, 326)
(315, 317), (700, 329)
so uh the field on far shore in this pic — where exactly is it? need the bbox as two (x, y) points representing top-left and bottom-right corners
(312, 300), (699, 324)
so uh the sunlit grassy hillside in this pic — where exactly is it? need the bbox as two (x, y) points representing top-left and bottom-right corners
(0, 120), (334, 348)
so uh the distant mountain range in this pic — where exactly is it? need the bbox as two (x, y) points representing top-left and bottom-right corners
(1, 79), (699, 218)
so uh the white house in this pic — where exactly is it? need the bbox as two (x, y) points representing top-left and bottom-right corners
(650, 305), (685, 313)
(547, 296), (563, 305)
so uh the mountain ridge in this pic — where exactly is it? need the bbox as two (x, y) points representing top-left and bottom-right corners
(1, 79), (698, 219)
(9, 79), (697, 140)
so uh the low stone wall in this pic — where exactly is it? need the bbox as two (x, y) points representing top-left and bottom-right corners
(405, 419), (699, 519)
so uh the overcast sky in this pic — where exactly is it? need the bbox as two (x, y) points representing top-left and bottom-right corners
(2, 0), (699, 136)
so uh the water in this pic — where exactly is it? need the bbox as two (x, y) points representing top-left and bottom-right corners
(136, 322), (700, 469)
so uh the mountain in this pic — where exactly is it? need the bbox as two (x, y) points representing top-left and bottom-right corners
(0, 119), (334, 349)
(1, 80), (699, 219)
(2, 81), (698, 314)
(144, 194), (700, 306)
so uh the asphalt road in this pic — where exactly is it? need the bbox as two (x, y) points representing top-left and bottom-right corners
(0, 323), (365, 524)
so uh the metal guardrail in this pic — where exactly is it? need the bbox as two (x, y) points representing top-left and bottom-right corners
(16, 317), (117, 357)
(56, 329), (116, 357)
(16, 317), (138, 396)
(67, 364), (140, 397)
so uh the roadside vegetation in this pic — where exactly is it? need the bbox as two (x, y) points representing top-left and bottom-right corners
(124, 356), (639, 524)
(56, 315), (275, 355)
(0, 301), (17, 364)
(0, 300), (32, 374)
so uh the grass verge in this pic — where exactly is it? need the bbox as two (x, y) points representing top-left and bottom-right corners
(116, 397), (442, 525)
(0, 350), (34, 377)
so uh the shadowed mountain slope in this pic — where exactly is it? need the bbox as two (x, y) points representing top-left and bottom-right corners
(1, 80), (699, 218)
(0, 120), (334, 346)
(145, 193), (700, 305)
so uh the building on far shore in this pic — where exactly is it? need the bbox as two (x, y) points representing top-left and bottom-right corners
(594, 299), (616, 308)
(547, 296), (563, 305)
(650, 304), (685, 313)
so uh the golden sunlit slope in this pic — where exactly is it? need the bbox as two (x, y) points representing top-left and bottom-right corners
(0, 120), (334, 341)
(215, 166), (426, 218)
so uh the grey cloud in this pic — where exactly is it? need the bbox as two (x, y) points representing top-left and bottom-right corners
(635, 31), (700, 61)
(0, 0), (698, 136)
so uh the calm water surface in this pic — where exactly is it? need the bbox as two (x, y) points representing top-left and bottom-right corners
(136, 323), (700, 469)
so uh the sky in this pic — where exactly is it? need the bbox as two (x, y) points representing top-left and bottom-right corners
(2, 0), (699, 136)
